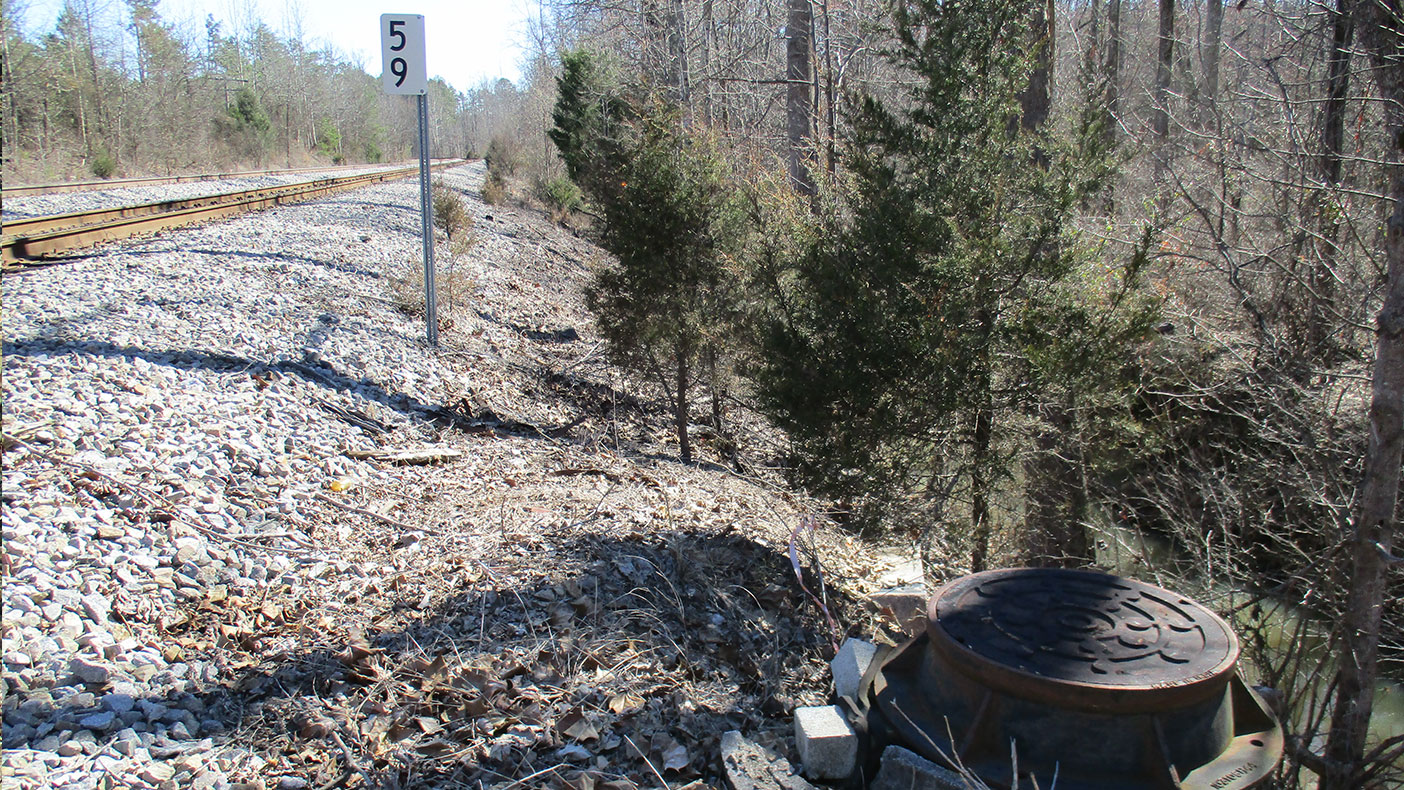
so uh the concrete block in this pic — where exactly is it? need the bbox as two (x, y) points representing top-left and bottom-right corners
(793, 705), (857, 780)
(870, 583), (929, 636)
(718, 731), (817, 790)
(831, 637), (878, 702)
(870, 745), (970, 790)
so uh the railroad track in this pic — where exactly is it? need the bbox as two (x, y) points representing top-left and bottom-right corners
(0, 160), (450, 198)
(1, 160), (465, 266)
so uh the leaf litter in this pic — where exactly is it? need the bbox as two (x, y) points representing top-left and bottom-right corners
(138, 179), (911, 788)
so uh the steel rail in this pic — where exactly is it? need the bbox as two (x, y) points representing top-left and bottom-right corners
(2, 160), (464, 266)
(0, 159), (461, 197)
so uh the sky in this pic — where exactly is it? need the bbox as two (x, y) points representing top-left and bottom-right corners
(17, 0), (534, 93)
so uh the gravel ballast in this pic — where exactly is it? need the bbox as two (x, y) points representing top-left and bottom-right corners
(2, 162), (885, 789)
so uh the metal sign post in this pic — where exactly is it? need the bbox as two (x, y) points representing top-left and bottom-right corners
(380, 13), (437, 345)
(416, 93), (437, 346)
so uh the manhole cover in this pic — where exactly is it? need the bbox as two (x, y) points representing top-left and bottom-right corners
(928, 568), (1238, 702)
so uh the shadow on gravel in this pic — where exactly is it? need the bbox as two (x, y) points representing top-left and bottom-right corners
(473, 310), (582, 344)
(105, 246), (385, 279)
(1, 339), (448, 430)
(1, 528), (855, 788)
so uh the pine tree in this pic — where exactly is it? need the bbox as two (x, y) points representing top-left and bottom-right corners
(550, 51), (744, 464)
(754, 0), (1156, 570)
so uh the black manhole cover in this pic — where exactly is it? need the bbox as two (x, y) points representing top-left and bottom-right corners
(868, 568), (1283, 789)
(930, 567), (1237, 696)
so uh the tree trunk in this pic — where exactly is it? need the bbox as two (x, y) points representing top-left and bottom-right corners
(1101, 0), (1122, 212)
(1319, 0), (1403, 785)
(786, 0), (815, 196)
(819, 0), (837, 180)
(1322, 0), (1354, 187)
(675, 345), (692, 464)
(700, 0), (714, 125)
(1152, 0), (1174, 190)
(1201, 0), (1223, 123)
(1018, 0), (1052, 135)
(1313, 0), (1354, 362)
(668, 0), (688, 107)
(970, 305), (996, 573)
(1023, 400), (1090, 567)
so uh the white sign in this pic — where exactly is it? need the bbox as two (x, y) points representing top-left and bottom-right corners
(380, 14), (427, 95)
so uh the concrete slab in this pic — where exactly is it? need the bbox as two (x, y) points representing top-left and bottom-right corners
(831, 637), (878, 702)
(793, 705), (857, 780)
(718, 731), (817, 790)
(870, 583), (929, 636)
(870, 744), (973, 790)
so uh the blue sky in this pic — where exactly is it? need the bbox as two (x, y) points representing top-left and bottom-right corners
(15, 0), (533, 93)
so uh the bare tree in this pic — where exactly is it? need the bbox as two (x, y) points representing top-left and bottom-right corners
(1152, 0), (1174, 192)
(786, 0), (814, 195)
(1318, 0), (1404, 783)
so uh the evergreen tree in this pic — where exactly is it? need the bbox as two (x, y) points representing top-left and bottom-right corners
(551, 50), (745, 464)
(754, 0), (1156, 570)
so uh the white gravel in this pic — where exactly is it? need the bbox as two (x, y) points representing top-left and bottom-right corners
(2, 164), (417, 221)
(1, 163), (485, 788)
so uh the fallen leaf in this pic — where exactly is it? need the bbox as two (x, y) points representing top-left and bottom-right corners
(651, 733), (689, 773)
(298, 716), (336, 739)
(559, 710), (599, 742)
(608, 692), (644, 715)
(556, 743), (592, 761)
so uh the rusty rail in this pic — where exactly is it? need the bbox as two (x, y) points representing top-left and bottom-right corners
(2, 160), (465, 266)
(0, 160), (460, 198)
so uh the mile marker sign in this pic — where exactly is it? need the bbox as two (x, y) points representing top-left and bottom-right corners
(380, 14), (427, 95)
(381, 12), (437, 345)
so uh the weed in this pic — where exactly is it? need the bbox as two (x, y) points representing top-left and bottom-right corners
(537, 175), (583, 223)
(481, 172), (508, 206)
(89, 149), (116, 179)
(431, 179), (471, 240)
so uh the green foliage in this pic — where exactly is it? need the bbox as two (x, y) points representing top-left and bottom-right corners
(752, 0), (1158, 545)
(315, 118), (342, 159)
(215, 87), (273, 157)
(431, 179), (471, 240)
(89, 147), (116, 178)
(363, 140), (383, 163)
(537, 175), (583, 222)
(551, 49), (746, 463)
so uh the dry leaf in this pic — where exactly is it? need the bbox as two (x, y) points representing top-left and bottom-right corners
(651, 733), (689, 773)
(298, 716), (335, 739)
(559, 710), (599, 742)
(607, 692), (644, 714)
(556, 743), (592, 761)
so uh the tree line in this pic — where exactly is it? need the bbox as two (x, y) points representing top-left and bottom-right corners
(526, 0), (1403, 787)
(0, 0), (540, 181)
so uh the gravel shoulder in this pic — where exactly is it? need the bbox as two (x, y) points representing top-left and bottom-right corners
(2, 163), (908, 789)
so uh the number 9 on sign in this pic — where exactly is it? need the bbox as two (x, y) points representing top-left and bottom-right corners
(379, 14), (426, 95)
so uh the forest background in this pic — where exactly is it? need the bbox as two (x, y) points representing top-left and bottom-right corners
(3, 0), (1402, 787)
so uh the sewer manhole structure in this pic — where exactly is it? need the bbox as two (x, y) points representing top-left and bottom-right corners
(867, 568), (1283, 790)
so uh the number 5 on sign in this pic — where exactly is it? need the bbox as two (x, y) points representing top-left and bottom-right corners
(380, 14), (427, 95)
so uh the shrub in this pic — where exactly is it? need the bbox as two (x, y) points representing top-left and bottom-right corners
(481, 172), (508, 205)
(485, 136), (522, 177)
(388, 258), (474, 332)
(89, 149), (116, 179)
(432, 180), (471, 240)
(538, 175), (583, 222)
(215, 87), (274, 159)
